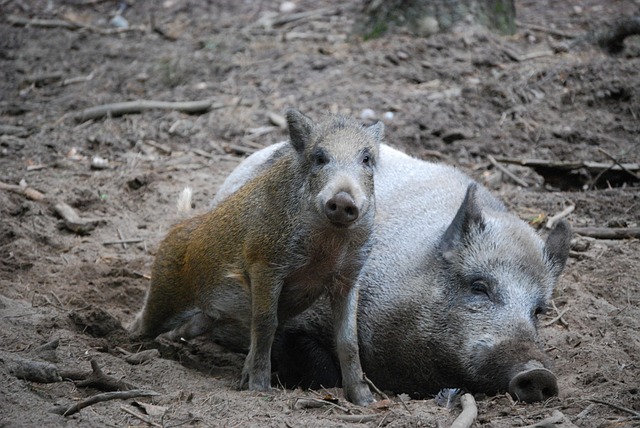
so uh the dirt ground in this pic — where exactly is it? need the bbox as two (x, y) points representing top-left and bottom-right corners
(1, 0), (639, 427)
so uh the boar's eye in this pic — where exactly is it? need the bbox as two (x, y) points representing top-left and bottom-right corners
(359, 149), (374, 167)
(312, 149), (329, 167)
(470, 280), (489, 297)
(533, 306), (545, 317)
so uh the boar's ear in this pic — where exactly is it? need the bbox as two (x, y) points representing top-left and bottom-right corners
(365, 121), (384, 144)
(439, 183), (484, 262)
(544, 219), (572, 278)
(286, 109), (315, 154)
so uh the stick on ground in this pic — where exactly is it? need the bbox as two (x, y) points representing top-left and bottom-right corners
(73, 99), (225, 122)
(450, 393), (478, 428)
(573, 227), (640, 240)
(51, 389), (159, 416)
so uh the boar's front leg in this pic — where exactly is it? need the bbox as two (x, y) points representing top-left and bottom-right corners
(331, 282), (374, 406)
(241, 265), (283, 392)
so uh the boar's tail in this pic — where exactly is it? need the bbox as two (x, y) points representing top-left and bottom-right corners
(176, 187), (193, 215)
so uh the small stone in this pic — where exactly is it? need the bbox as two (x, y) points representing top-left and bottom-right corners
(280, 1), (296, 13)
(383, 111), (394, 121)
(110, 15), (129, 29)
(360, 108), (376, 121)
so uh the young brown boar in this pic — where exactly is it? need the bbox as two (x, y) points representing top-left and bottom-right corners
(129, 109), (383, 405)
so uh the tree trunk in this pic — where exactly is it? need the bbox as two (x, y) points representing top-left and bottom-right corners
(355, 0), (516, 39)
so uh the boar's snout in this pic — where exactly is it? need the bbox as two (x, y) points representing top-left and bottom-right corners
(325, 191), (359, 226)
(508, 366), (558, 403)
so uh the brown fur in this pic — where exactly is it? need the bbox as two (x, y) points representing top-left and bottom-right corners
(129, 109), (383, 405)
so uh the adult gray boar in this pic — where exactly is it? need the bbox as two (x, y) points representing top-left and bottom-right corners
(212, 140), (571, 403)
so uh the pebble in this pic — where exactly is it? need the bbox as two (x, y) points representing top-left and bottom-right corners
(360, 108), (376, 121)
(110, 15), (129, 29)
(280, 1), (296, 13)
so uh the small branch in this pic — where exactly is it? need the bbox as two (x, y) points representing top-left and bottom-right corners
(53, 201), (105, 235)
(597, 148), (640, 181)
(573, 227), (640, 240)
(103, 238), (144, 246)
(7, 14), (146, 35)
(121, 405), (162, 427)
(487, 155), (529, 187)
(333, 414), (378, 423)
(450, 393), (478, 428)
(363, 373), (389, 400)
(0, 180), (46, 201)
(545, 205), (575, 229)
(516, 21), (580, 39)
(293, 397), (349, 413)
(51, 389), (159, 416)
(588, 398), (640, 418)
(494, 157), (639, 174)
(521, 410), (565, 428)
(75, 359), (136, 391)
(124, 349), (160, 365)
(73, 99), (226, 122)
(542, 307), (569, 327)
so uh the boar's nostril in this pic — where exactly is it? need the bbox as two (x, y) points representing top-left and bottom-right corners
(508, 367), (558, 403)
(325, 192), (359, 225)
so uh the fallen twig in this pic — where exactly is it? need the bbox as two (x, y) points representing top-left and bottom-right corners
(516, 21), (580, 39)
(0, 180), (46, 201)
(51, 389), (159, 416)
(143, 139), (172, 155)
(73, 99), (225, 122)
(573, 227), (640, 240)
(450, 393), (477, 428)
(501, 46), (554, 62)
(542, 307), (569, 327)
(103, 238), (144, 246)
(550, 300), (569, 328)
(588, 398), (640, 418)
(333, 414), (378, 423)
(124, 349), (160, 365)
(75, 359), (135, 391)
(487, 155), (529, 187)
(363, 373), (389, 400)
(121, 405), (163, 427)
(597, 148), (640, 181)
(7, 14), (146, 35)
(545, 205), (575, 229)
(293, 397), (349, 412)
(53, 201), (105, 235)
(495, 157), (640, 174)
(521, 410), (565, 428)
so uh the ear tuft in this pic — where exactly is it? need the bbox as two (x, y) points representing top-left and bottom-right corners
(286, 109), (314, 153)
(365, 121), (384, 143)
(439, 183), (484, 259)
(545, 219), (572, 277)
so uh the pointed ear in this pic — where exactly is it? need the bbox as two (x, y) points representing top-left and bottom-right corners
(365, 121), (384, 144)
(545, 219), (572, 278)
(439, 183), (484, 262)
(286, 109), (314, 153)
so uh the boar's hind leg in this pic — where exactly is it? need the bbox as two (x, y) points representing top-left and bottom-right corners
(240, 266), (283, 392)
(157, 310), (215, 342)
